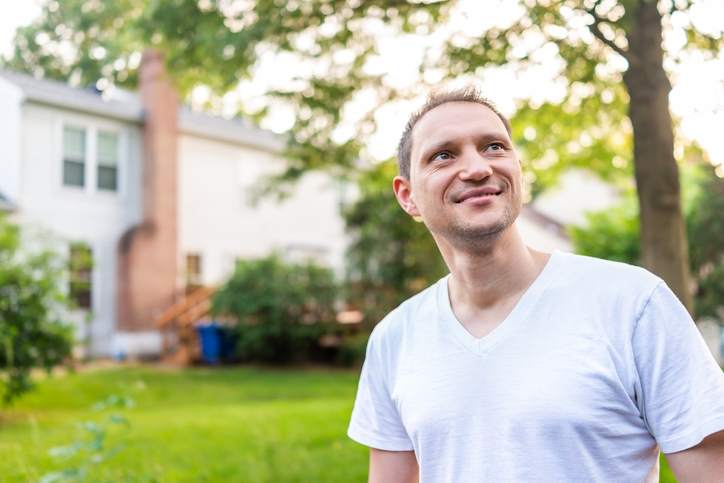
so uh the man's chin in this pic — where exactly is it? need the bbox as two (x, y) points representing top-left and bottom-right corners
(444, 221), (510, 244)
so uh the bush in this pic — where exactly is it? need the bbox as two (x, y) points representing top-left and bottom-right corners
(335, 332), (370, 367)
(685, 165), (724, 319)
(211, 255), (339, 364)
(0, 214), (74, 404)
(568, 198), (640, 265)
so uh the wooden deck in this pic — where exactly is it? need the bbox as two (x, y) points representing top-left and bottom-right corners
(155, 285), (220, 365)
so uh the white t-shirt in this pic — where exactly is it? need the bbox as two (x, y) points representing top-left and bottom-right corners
(348, 252), (724, 482)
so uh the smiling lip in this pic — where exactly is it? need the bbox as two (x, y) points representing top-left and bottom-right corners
(456, 186), (503, 203)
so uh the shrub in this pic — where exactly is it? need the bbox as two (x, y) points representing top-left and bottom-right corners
(0, 214), (73, 405)
(335, 332), (370, 367)
(568, 197), (640, 265)
(211, 255), (338, 364)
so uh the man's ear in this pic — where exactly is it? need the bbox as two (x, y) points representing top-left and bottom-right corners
(393, 175), (421, 218)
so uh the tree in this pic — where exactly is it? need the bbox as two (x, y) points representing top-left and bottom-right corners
(0, 214), (73, 405)
(9, 0), (723, 311)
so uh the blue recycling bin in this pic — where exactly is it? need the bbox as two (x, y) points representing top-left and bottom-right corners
(196, 323), (221, 364)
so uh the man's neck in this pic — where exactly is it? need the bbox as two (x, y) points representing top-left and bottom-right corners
(437, 227), (549, 312)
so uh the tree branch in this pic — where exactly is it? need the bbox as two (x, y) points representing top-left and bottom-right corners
(586, 1), (629, 61)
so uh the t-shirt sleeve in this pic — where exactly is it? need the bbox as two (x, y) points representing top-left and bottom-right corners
(347, 327), (414, 451)
(632, 281), (724, 453)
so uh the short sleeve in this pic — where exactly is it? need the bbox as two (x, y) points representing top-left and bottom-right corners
(632, 281), (724, 453)
(347, 327), (414, 451)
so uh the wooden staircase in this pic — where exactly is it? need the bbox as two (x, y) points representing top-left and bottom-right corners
(155, 285), (219, 365)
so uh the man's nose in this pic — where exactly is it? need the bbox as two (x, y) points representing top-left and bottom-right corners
(458, 150), (493, 181)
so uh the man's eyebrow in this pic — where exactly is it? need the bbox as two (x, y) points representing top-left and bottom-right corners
(418, 132), (509, 161)
(419, 140), (455, 160)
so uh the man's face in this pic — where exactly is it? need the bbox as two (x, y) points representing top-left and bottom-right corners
(393, 102), (522, 246)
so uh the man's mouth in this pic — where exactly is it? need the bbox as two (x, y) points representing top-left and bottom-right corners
(455, 187), (503, 203)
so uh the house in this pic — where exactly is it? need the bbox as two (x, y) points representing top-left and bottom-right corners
(0, 51), (581, 359)
(0, 51), (349, 358)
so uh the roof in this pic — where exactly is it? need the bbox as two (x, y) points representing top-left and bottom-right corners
(0, 69), (143, 122)
(0, 69), (284, 153)
(179, 107), (284, 152)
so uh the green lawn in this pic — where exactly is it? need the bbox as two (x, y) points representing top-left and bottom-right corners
(0, 365), (677, 482)
(0, 366), (367, 482)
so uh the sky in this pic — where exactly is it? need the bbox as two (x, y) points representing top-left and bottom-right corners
(1, 0), (723, 175)
(0, 1), (40, 59)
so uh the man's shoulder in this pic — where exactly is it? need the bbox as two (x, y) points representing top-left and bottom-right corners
(553, 251), (662, 294)
(369, 276), (445, 346)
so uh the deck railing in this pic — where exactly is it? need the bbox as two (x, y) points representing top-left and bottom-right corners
(155, 285), (218, 365)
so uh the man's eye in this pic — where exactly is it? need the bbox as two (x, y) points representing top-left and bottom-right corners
(485, 143), (505, 152)
(432, 152), (452, 161)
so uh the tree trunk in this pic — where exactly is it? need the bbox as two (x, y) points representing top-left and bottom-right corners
(623, 1), (693, 313)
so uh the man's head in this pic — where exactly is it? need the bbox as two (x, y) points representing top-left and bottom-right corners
(396, 87), (512, 180)
(392, 87), (522, 249)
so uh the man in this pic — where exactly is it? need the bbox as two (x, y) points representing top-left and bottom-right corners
(347, 87), (724, 482)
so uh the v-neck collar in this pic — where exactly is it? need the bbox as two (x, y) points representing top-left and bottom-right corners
(437, 251), (560, 356)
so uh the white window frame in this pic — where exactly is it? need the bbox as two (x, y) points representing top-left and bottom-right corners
(61, 124), (88, 189)
(57, 115), (127, 199)
(96, 129), (121, 192)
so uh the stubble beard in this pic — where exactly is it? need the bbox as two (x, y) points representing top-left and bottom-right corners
(437, 203), (519, 254)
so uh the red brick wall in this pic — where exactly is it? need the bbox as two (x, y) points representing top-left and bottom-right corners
(117, 50), (179, 331)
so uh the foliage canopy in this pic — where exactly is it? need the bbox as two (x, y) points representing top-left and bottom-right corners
(10, 0), (720, 189)
(8, 0), (723, 309)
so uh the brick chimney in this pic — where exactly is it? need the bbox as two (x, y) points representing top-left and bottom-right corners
(117, 50), (179, 331)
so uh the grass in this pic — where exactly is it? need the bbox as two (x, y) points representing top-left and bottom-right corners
(0, 365), (367, 482)
(0, 365), (677, 482)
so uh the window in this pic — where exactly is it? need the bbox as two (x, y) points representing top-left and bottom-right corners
(63, 126), (86, 187)
(97, 130), (119, 191)
(61, 123), (123, 193)
(185, 253), (202, 291)
(69, 242), (93, 309)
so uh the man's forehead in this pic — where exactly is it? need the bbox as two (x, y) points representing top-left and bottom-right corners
(411, 102), (509, 153)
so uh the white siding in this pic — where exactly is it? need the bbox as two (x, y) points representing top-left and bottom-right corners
(516, 214), (573, 253)
(532, 169), (620, 227)
(16, 102), (143, 356)
(177, 134), (348, 288)
(0, 76), (23, 202)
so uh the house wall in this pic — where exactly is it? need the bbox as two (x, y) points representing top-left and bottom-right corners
(15, 102), (143, 356)
(177, 133), (348, 288)
(516, 214), (573, 253)
(0, 76), (23, 203)
(532, 169), (620, 227)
